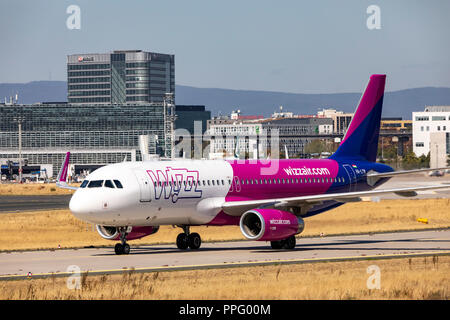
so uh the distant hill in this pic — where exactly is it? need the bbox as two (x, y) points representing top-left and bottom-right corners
(2, 81), (450, 119)
(176, 85), (450, 120)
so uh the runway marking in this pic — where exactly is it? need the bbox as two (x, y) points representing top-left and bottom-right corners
(1, 250), (449, 281)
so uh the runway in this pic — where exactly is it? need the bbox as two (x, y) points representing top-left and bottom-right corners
(0, 229), (449, 280)
(0, 195), (71, 213)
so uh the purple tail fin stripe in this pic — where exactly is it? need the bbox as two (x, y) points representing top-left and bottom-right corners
(341, 74), (386, 144)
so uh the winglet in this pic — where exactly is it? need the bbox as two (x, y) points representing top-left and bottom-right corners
(56, 152), (77, 190)
(57, 152), (70, 183)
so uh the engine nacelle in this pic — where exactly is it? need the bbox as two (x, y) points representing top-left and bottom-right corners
(95, 225), (159, 241)
(239, 209), (304, 241)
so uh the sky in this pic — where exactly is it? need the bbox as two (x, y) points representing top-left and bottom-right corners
(0, 0), (449, 93)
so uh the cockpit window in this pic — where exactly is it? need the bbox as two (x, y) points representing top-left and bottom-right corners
(113, 180), (123, 188)
(80, 180), (89, 188)
(104, 180), (115, 188)
(88, 180), (103, 188)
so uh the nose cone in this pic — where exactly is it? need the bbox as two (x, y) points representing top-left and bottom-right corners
(69, 191), (92, 220)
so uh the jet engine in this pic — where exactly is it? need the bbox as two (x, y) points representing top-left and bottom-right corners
(95, 225), (159, 241)
(239, 209), (304, 241)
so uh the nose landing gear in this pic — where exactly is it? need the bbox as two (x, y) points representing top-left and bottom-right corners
(176, 226), (201, 250)
(114, 227), (131, 255)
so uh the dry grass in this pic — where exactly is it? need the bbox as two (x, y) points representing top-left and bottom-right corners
(1, 256), (448, 299)
(0, 198), (448, 252)
(0, 183), (77, 195)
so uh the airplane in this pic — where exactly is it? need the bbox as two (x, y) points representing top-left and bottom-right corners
(58, 74), (450, 255)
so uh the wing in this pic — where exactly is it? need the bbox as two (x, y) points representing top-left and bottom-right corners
(367, 167), (450, 178)
(55, 152), (78, 191)
(366, 167), (450, 186)
(221, 184), (450, 216)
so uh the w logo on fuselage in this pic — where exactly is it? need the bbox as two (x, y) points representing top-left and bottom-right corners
(146, 167), (202, 203)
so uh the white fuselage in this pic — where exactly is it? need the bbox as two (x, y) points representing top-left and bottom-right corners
(69, 160), (233, 227)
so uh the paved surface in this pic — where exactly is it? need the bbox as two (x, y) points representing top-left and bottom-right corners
(0, 229), (448, 279)
(0, 195), (71, 213)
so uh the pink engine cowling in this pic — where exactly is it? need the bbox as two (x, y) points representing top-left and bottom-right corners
(239, 209), (304, 241)
(96, 225), (159, 241)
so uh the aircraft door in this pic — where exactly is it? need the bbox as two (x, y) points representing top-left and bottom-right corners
(342, 164), (357, 192)
(133, 169), (152, 202)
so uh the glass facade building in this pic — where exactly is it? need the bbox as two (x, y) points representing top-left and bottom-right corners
(0, 102), (171, 177)
(67, 50), (175, 104)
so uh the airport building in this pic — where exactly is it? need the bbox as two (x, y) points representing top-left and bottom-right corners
(413, 106), (450, 166)
(207, 112), (335, 159)
(67, 50), (175, 104)
(172, 105), (211, 159)
(317, 109), (353, 134)
(413, 106), (450, 156)
(175, 105), (211, 135)
(0, 101), (175, 179)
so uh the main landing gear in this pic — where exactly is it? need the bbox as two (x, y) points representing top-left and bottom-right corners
(176, 225), (201, 250)
(114, 227), (131, 255)
(270, 235), (296, 250)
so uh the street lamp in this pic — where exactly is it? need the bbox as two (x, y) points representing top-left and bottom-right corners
(13, 116), (25, 183)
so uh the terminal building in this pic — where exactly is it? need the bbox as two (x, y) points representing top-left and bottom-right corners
(0, 101), (175, 180)
(67, 50), (175, 104)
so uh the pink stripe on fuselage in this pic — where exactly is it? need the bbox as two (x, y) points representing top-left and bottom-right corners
(341, 75), (385, 144)
(225, 159), (339, 202)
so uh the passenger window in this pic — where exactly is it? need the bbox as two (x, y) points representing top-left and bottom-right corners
(80, 180), (89, 188)
(88, 180), (103, 188)
(104, 180), (115, 188)
(113, 180), (123, 188)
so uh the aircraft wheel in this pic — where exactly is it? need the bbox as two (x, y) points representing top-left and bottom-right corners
(123, 243), (130, 255)
(188, 233), (201, 250)
(115, 243), (124, 255)
(176, 233), (189, 250)
(270, 240), (283, 249)
(282, 236), (296, 250)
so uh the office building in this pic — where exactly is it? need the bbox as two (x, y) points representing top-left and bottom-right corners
(317, 109), (353, 134)
(207, 113), (334, 159)
(413, 106), (450, 157)
(175, 105), (211, 135)
(67, 50), (175, 104)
